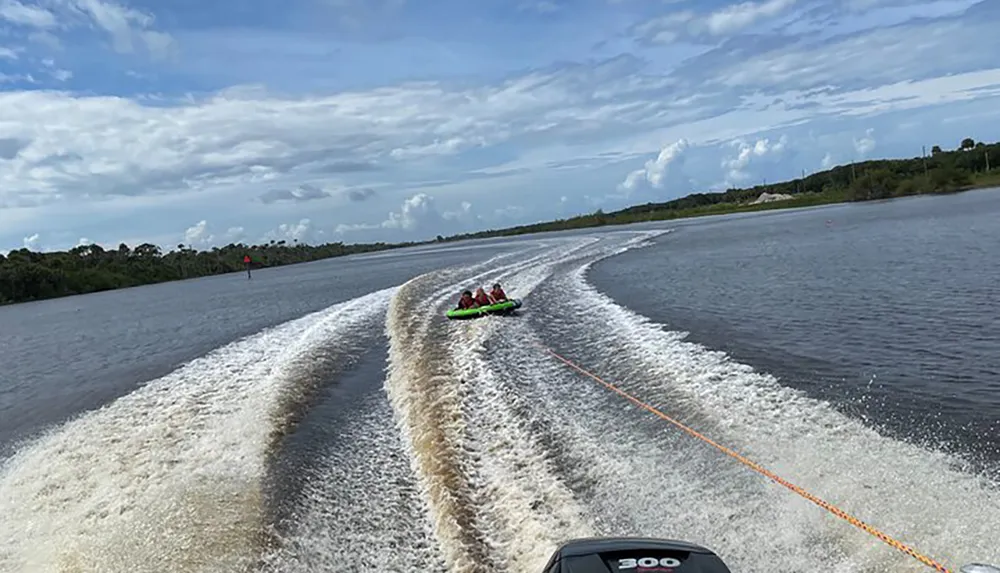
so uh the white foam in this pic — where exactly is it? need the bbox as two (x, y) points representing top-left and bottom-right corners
(258, 385), (446, 573)
(382, 226), (998, 572)
(484, 317), (834, 572)
(46, 224), (985, 573)
(385, 285), (484, 572)
(557, 262), (1000, 570)
(381, 232), (666, 573)
(448, 317), (596, 572)
(0, 288), (395, 573)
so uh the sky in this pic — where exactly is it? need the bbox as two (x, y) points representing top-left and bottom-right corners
(1, 0), (999, 252)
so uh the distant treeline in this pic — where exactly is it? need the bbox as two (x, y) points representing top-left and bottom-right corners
(439, 137), (1000, 241)
(0, 240), (417, 305)
(2, 137), (998, 305)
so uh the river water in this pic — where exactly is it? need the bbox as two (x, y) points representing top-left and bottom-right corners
(1, 189), (998, 573)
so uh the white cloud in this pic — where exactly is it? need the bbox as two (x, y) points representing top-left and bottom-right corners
(2, 1), (1000, 251)
(335, 193), (482, 239)
(0, 76), (642, 208)
(179, 222), (252, 247)
(0, 54), (994, 215)
(69, 0), (174, 58)
(722, 134), (788, 183)
(4, 58), (999, 251)
(619, 139), (689, 191)
(0, 0), (56, 28)
(0, 71), (36, 83)
(389, 137), (487, 160)
(705, 15), (998, 90)
(258, 184), (332, 204)
(635, 0), (797, 43)
(183, 220), (213, 248)
(634, 11), (697, 44)
(76, 237), (91, 246)
(156, 195), (484, 249)
(821, 152), (835, 169)
(705, 0), (797, 35)
(853, 128), (876, 157)
(174, 220), (308, 248)
(0, 0), (173, 58)
(445, 200), (478, 225)
(263, 218), (322, 244)
(382, 193), (445, 231)
(22, 232), (39, 250)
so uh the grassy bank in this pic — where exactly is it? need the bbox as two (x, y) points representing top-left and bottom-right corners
(592, 170), (1000, 225)
(601, 186), (851, 222)
(970, 169), (1000, 188)
(2, 137), (998, 305)
(442, 138), (1000, 240)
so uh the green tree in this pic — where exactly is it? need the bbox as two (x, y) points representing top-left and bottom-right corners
(0, 237), (424, 305)
(5, 137), (1000, 306)
(848, 168), (898, 201)
(928, 165), (972, 193)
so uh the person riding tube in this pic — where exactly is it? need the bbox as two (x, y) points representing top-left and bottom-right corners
(473, 287), (492, 307)
(456, 290), (478, 309)
(489, 282), (507, 303)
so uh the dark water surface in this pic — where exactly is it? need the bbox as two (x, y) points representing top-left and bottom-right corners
(589, 189), (1000, 464)
(2, 190), (999, 573)
(0, 244), (504, 448)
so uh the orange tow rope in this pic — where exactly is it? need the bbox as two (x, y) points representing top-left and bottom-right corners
(540, 345), (954, 573)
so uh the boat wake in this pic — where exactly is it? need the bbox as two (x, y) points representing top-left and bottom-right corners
(1, 230), (998, 573)
(377, 229), (1000, 572)
(0, 288), (395, 573)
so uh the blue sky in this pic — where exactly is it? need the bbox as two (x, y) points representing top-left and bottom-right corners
(1, 0), (999, 251)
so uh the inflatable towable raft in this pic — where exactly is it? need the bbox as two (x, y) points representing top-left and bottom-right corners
(446, 299), (522, 320)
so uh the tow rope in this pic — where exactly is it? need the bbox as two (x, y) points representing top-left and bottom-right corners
(540, 345), (954, 573)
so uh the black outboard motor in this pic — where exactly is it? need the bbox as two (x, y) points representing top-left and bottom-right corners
(540, 537), (1000, 573)
(540, 537), (732, 573)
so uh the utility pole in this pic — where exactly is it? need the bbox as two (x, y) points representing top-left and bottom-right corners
(922, 145), (928, 176)
(986, 149), (991, 172)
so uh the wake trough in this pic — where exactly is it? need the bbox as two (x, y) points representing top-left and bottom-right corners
(0, 288), (395, 573)
(1, 229), (997, 573)
(382, 230), (1000, 573)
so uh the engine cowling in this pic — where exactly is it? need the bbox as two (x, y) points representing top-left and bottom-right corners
(539, 537), (732, 573)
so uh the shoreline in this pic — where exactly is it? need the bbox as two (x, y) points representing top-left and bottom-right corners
(3, 144), (999, 306)
(439, 169), (1000, 240)
(4, 181), (995, 309)
(588, 175), (1000, 225)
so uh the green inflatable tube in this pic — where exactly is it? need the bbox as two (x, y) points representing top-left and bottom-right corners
(446, 298), (522, 320)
